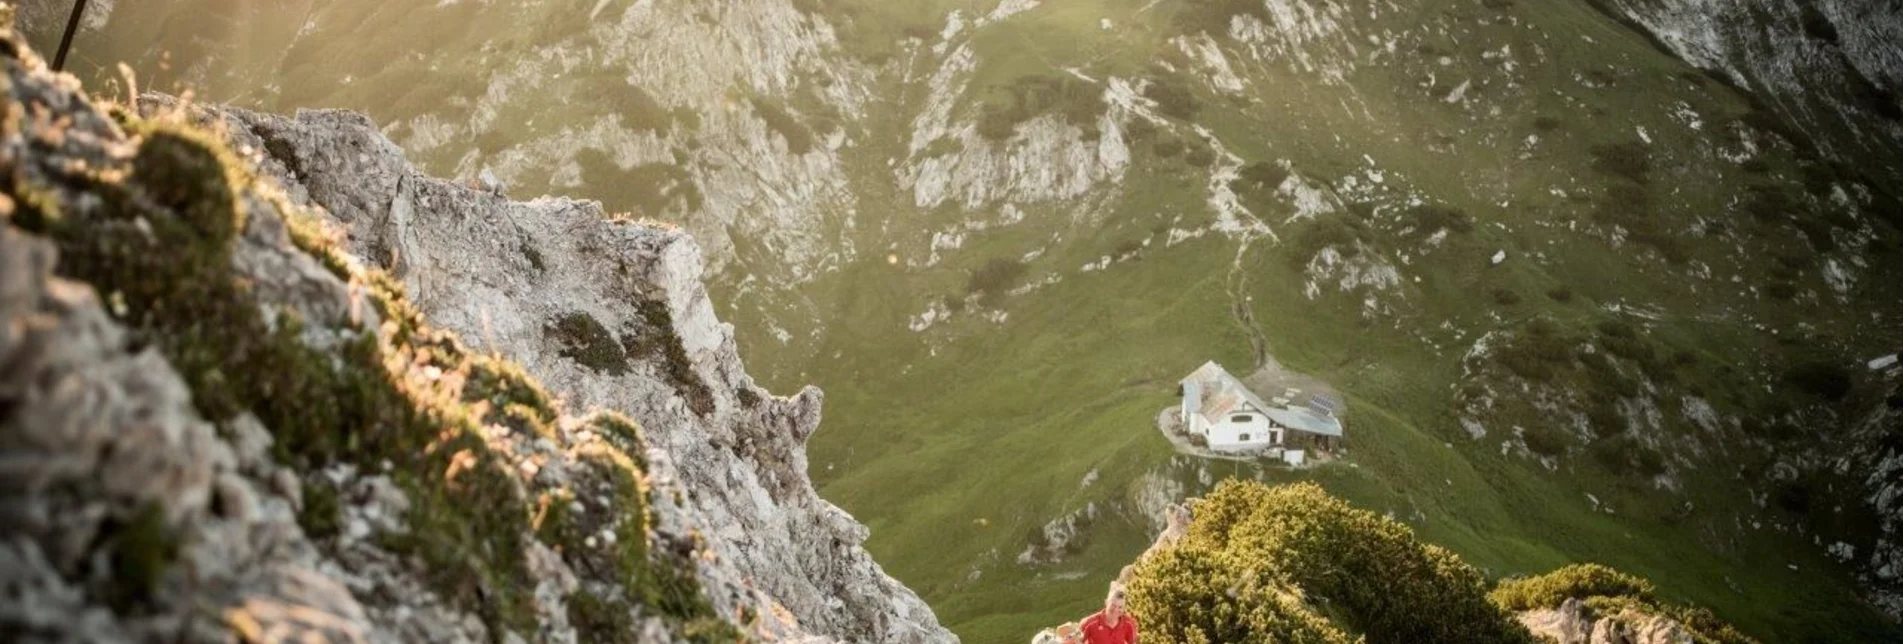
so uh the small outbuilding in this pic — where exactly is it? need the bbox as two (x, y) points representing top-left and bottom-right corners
(1178, 361), (1344, 453)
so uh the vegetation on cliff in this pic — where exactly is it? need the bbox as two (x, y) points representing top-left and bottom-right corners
(1130, 481), (1755, 644)
(1493, 564), (1758, 644)
(1129, 481), (1535, 643)
(0, 27), (737, 641)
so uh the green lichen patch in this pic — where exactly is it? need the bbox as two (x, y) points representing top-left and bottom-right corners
(565, 589), (639, 643)
(102, 503), (182, 612)
(377, 432), (539, 635)
(582, 410), (649, 469)
(465, 355), (559, 438)
(975, 74), (1102, 141)
(623, 300), (714, 415)
(733, 387), (762, 409)
(748, 96), (815, 155)
(128, 125), (245, 244)
(547, 311), (630, 375)
(299, 477), (344, 540)
(536, 443), (737, 642)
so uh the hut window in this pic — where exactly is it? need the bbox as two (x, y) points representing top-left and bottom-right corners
(1230, 414), (1253, 423)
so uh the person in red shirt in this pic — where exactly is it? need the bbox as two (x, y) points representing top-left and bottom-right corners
(1079, 582), (1138, 644)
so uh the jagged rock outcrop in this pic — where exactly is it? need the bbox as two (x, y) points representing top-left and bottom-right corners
(8, 0), (112, 35)
(1844, 378), (1903, 616)
(1518, 597), (1697, 644)
(191, 95), (952, 643)
(0, 49), (498, 641)
(1596, 0), (1903, 182)
(0, 16), (950, 644)
(0, 222), (376, 643)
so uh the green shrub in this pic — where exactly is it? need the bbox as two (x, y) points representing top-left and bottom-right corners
(1743, 184), (1794, 223)
(1172, 0), (1271, 37)
(1521, 425), (1567, 457)
(1589, 434), (1666, 477)
(1146, 75), (1202, 121)
(576, 150), (702, 218)
(1738, 109), (1800, 146)
(547, 312), (629, 375)
(588, 72), (676, 133)
(1784, 361), (1852, 401)
(1492, 565), (1758, 644)
(1127, 546), (1353, 644)
(1591, 143), (1651, 184)
(1490, 564), (1656, 611)
(749, 97), (815, 154)
(1595, 319), (1670, 380)
(1125, 118), (1158, 142)
(967, 257), (1028, 301)
(624, 300), (715, 416)
(1594, 182), (1688, 264)
(1547, 286), (1574, 302)
(1286, 216), (1369, 267)
(1403, 204), (1473, 239)
(1586, 397), (1626, 438)
(1495, 319), (1573, 382)
(1845, 63), (1902, 121)
(1153, 137), (1185, 158)
(1492, 288), (1522, 306)
(1131, 481), (1537, 644)
(1233, 161), (1290, 196)
(977, 74), (1102, 141)
(1791, 216), (1837, 253)
(1799, 3), (1839, 43)
(919, 136), (961, 159)
(1183, 145), (1216, 168)
(1799, 163), (1839, 195)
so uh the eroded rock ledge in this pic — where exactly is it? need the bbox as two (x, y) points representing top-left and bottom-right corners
(197, 99), (952, 644)
(0, 16), (950, 644)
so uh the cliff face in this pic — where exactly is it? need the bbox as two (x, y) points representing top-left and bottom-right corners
(0, 18), (948, 644)
(1597, 0), (1903, 181)
(205, 102), (951, 643)
(1845, 385), (1903, 616)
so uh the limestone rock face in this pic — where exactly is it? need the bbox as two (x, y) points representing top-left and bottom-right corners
(206, 103), (953, 643)
(0, 21), (949, 643)
(1597, 0), (1903, 182)
(1517, 598), (1696, 644)
(0, 101), (416, 644)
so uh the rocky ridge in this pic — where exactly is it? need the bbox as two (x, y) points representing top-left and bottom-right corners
(0, 16), (950, 644)
(1518, 598), (1702, 644)
(1599, 0), (1903, 182)
(203, 99), (951, 644)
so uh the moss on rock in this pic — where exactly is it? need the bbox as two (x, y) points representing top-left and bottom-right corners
(103, 503), (181, 611)
(3, 92), (730, 641)
(624, 299), (714, 416)
(548, 311), (630, 375)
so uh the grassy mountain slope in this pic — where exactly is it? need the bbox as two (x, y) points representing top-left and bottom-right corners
(32, 0), (1903, 641)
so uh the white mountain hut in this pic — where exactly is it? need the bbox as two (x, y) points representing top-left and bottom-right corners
(1178, 361), (1343, 453)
